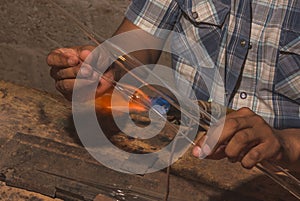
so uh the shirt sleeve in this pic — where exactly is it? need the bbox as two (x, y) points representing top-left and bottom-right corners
(125, 0), (181, 38)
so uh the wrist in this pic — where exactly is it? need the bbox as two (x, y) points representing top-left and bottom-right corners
(274, 129), (300, 170)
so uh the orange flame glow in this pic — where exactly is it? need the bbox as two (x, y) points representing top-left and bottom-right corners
(95, 88), (150, 114)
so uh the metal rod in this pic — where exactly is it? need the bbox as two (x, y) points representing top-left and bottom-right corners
(48, 0), (213, 127)
(256, 163), (300, 200)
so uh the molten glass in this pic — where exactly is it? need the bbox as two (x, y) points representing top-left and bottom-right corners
(94, 89), (171, 115)
(95, 91), (147, 113)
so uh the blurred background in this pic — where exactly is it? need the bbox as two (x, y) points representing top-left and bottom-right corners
(0, 0), (130, 93)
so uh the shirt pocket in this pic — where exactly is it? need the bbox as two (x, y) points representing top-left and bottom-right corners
(174, 0), (230, 67)
(275, 28), (300, 103)
(179, 0), (230, 27)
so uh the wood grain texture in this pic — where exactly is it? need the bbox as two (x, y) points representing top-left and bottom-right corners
(0, 80), (298, 201)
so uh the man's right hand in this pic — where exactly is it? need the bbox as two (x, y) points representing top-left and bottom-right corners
(46, 19), (163, 101)
(47, 46), (114, 101)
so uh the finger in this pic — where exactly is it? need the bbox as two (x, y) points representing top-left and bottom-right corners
(193, 135), (208, 158)
(56, 77), (103, 101)
(211, 113), (267, 159)
(192, 144), (220, 159)
(192, 145), (227, 160)
(78, 63), (94, 78)
(213, 114), (257, 149)
(241, 142), (281, 169)
(241, 145), (265, 169)
(224, 128), (258, 161)
(50, 65), (81, 80)
(235, 140), (259, 162)
(80, 49), (93, 61)
(50, 62), (97, 80)
(203, 113), (256, 160)
(79, 46), (95, 63)
(55, 79), (76, 96)
(47, 49), (79, 68)
(55, 79), (98, 96)
(193, 134), (227, 160)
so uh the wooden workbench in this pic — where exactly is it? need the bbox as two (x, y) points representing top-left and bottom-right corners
(0, 80), (298, 201)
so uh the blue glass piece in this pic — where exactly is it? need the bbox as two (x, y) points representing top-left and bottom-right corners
(150, 97), (171, 115)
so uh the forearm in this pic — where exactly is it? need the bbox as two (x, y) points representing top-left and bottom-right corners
(112, 18), (163, 66)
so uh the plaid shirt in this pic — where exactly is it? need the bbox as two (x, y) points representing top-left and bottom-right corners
(125, 0), (300, 129)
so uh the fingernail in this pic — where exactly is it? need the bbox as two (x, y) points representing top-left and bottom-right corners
(80, 66), (91, 77)
(193, 146), (207, 159)
(193, 146), (202, 158)
(80, 67), (88, 76)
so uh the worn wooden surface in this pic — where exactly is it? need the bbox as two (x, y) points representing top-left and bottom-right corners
(0, 181), (62, 201)
(0, 80), (298, 201)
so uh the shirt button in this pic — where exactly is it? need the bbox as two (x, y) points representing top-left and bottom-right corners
(248, 42), (253, 49)
(192, 12), (199, 19)
(240, 40), (247, 47)
(240, 92), (247, 99)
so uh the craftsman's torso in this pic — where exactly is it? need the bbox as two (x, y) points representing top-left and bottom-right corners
(125, 0), (300, 128)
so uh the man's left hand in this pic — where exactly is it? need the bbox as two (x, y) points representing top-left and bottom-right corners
(193, 107), (283, 169)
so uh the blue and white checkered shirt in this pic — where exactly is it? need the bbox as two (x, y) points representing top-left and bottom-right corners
(125, 0), (300, 129)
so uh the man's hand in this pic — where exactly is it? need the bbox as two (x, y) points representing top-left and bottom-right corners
(193, 107), (284, 169)
(47, 18), (163, 101)
(47, 46), (114, 101)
